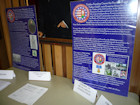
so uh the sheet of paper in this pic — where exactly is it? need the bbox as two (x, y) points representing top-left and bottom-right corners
(0, 70), (15, 79)
(29, 71), (51, 81)
(73, 79), (97, 103)
(96, 95), (112, 105)
(8, 83), (48, 105)
(0, 80), (11, 91)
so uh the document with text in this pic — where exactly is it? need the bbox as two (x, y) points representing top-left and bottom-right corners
(8, 83), (48, 105)
(0, 80), (11, 91)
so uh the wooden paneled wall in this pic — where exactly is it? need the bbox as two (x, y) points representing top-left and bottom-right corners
(0, 16), (9, 69)
(129, 0), (140, 97)
(40, 38), (73, 79)
(0, 0), (12, 68)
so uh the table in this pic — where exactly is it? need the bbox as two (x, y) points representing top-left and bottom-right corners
(0, 67), (139, 105)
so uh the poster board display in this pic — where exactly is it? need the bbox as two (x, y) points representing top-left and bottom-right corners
(6, 6), (40, 71)
(71, 0), (138, 96)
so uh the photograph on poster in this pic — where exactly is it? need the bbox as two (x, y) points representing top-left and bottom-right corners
(105, 61), (128, 79)
(92, 52), (106, 75)
(29, 35), (38, 50)
(12, 53), (21, 63)
(92, 53), (128, 79)
(28, 19), (36, 34)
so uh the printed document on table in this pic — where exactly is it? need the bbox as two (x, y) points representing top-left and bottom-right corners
(8, 83), (48, 105)
(0, 80), (11, 91)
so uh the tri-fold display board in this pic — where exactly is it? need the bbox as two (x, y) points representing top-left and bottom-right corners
(71, 0), (138, 96)
(6, 6), (40, 71)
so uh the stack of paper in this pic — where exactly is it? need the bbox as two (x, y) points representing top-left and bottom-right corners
(0, 80), (11, 91)
(8, 83), (48, 105)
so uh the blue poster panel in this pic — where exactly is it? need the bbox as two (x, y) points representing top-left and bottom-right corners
(71, 0), (138, 96)
(6, 6), (40, 71)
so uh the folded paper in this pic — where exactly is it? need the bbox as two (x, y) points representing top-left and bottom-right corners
(29, 71), (51, 81)
(0, 70), (15, 79)
(73, 79), (97, 103)
(96, 95), (112, 105)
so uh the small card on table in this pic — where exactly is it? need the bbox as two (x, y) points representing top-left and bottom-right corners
(0, 70), (15, 79)
(29, 71), (51, 81)
(73, 79), (97, 103)
(96, 95), (112, 105)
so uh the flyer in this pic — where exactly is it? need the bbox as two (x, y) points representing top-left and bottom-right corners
(71, 0), (138, 96)
(6, 6), (40, 71)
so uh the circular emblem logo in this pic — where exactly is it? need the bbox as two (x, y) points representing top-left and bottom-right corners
(73, 4), (90, 23)
(7, 9), (15, 23)
(94, 54), (105, 65)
